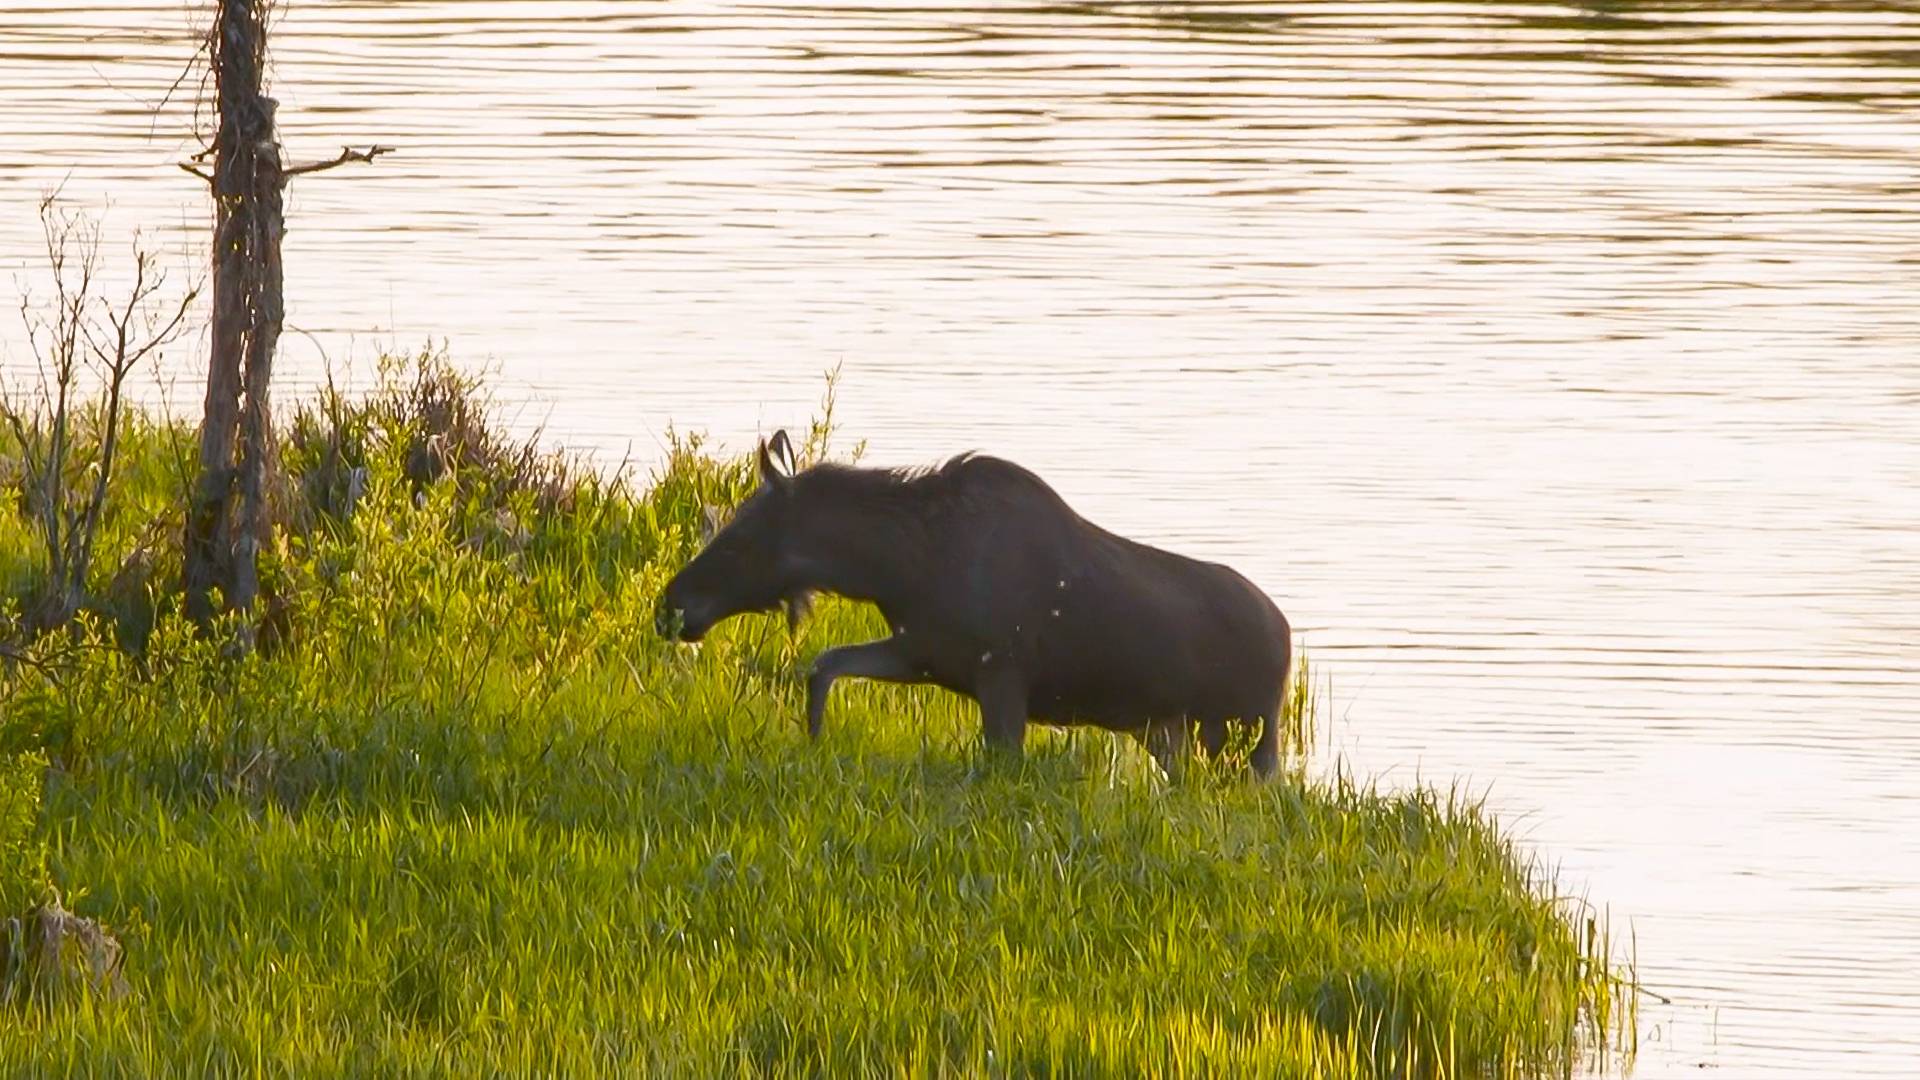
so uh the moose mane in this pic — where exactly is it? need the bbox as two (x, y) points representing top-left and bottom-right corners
(795, 452), (977, 500)
(786, 452), (1060, 536)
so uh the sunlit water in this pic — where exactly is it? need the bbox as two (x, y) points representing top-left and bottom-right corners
(4, 2), (1919, 1073)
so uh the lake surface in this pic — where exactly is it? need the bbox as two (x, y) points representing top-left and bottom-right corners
(4, 1), (1919, 1073)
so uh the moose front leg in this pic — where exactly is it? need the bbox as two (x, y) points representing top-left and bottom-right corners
(806, 637), (920, 739)
(975, 665), (1029, 758)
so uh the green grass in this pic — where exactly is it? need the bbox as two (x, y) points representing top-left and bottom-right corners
(0, 353), (1630, 1077)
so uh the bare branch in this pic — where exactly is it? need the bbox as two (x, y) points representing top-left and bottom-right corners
(284, 144), (396, 178)
(178, 163), (215, 184)
(126, 281), (200, 370)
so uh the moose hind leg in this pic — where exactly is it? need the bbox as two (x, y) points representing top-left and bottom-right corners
(1142, 719), (1191, 780)
(1250, 712), (1281, 779)
(806, 637), (920, 739)
(1200, 717), (1228, 757)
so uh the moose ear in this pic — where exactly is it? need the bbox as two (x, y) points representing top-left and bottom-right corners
(758, 429), (796, 491)
(768, 428), (798, 475)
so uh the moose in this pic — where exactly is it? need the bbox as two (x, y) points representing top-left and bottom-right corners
(656, 431), (1294, 778)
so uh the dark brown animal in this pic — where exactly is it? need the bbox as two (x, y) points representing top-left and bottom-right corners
(656, 431), (1293, 777)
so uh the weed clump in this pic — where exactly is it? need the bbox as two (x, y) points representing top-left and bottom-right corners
(286, 346), (583, 534)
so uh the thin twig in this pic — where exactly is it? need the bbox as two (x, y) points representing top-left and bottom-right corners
(284, 144), (396, 178)
(1627, 980), (1673, 1005)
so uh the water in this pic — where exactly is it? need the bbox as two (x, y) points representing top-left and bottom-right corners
(4, 1), (1920, 1073)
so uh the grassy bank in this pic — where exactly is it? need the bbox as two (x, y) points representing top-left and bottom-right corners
(0, 354), (1628, 1076)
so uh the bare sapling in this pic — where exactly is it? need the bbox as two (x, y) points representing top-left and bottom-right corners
(2, 198), (197, 634)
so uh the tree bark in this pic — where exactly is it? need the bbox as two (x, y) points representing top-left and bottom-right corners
(232, 172), (284, 616)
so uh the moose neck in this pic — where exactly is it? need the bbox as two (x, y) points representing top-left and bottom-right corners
(789, 484), (928, 614)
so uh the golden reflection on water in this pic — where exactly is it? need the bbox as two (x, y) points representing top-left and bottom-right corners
(3, 2), (1920, 1075)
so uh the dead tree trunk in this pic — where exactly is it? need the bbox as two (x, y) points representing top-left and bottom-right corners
(182, 0), (273, 623)
(181, 0), (389, 628)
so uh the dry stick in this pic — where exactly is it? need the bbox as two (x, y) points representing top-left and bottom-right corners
(283, 144), (396, 178)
